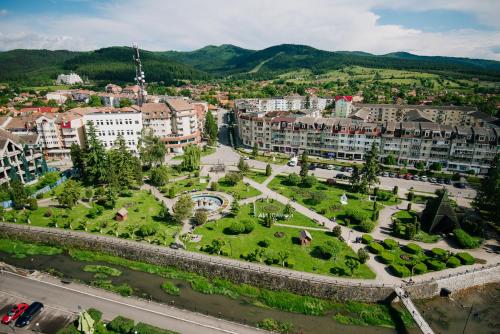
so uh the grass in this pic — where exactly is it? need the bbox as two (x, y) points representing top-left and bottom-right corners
(236, 148), (289, 165)
(392, 211), (440, 243)
(173, 146), (216, 160)
(0, 238), (62, 258)
(161, 281), (180, 296)
(83, 264), (122, 277)
(90, 279), (133, 296)
(331, 301), (414, 328)
(245, 169), (269, 183)
(268, 175), (397, 226)
(188, 203), (374, 278)
(3, 190), (179, 246)
(164, 177), (209, 194)
(217, 178), (261, 200)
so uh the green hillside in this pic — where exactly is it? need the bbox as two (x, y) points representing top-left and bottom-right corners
(1, 44), (499, 85)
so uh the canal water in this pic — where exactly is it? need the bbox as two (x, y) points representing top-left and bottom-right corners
(0, 251), (498, 334)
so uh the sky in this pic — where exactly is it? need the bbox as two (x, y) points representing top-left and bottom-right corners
(0, 0), (499, 60)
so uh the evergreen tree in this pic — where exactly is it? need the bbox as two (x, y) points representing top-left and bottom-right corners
(83, 122), (108, 184)
(362, 143), (380, 193)
(299, 151), (309, 178)
(252, 143), (258, 157)
(237, 157), (249, 173)
(173, 195), (194, 224)
(138, 128), (166, 167)
(10, 179), (28, 210)
(474, 154), (500, 226)
(56, 180), (81, 208)
(349, 165), (361, 192)
(231, 200), (240, 216)
(204, 112), (218, 145)
(265, 164), (272, 176)
(70, 143), (85, 173)
(180, 144), (201, 172)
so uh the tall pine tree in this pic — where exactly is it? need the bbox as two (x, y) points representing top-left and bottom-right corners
(361, 142), (380, 193)
(83, 122), (108, 184)
(474, 154), (500, 227)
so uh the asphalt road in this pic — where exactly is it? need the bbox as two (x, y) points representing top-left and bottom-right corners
(0, 272), (266, 334)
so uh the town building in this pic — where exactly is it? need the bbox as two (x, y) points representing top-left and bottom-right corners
(236, 110), (500, 174)
(0, 129), (47, 185)
(56, 73), (83, 85)
(83, 108), (143, 154)
(235, 96), (334, 113)
(334, 96), (353, 118)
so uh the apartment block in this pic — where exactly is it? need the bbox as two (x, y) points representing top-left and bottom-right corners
(237, 110), (500, 174)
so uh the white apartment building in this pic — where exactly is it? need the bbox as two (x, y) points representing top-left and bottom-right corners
(56, 73), (83, 85)
(83, 108), (143, 154)
(235, 96), (334, 113)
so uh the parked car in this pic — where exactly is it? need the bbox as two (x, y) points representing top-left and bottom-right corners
(389, 172), (396, 178)
(444, 179), (452, 185)
(327, 164), (335, 170)
(340, 166), (347, 172)
(421, 175), (428, 181)
(429, 177), (437, 183)
(308, 165), (317, 170)
(346, 167), (354, 173)
(15, 302), (43, 328)
(1, 303), (29, 325)
(382, 172), (389, 177)
(243, 156), (250, 160)
(404, 173), (413, 180)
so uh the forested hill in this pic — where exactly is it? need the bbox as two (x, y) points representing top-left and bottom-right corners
(1, 44), (500, 85)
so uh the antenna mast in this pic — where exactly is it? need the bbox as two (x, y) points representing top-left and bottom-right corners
(133, 43), (147, 106)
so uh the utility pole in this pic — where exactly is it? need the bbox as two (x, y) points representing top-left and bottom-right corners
(133, 43), (147, 107)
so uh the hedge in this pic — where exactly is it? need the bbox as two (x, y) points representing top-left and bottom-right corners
(405, 243), (422, 254)
(456, 252), (475, 265)
(361, 234), (373, 244)
(426, 259), (446, 271)
(87, 308), (102, 322)
(431, 248), (449, 260)
(383, 238), (399, 250)
(413, 262), (427, 274)
(447, 256), (461, 268)
(378, 251), (394, 264)
(358, 219), (375, 233)
(453, 229), (481, 249)
(389, 264), (411, 277)
(107, 316), (135, 334)
(368, 242), (385, 254)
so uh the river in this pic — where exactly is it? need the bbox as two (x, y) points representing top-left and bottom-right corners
(0, 251), (498, 334)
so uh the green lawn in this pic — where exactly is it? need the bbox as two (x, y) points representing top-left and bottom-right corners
(268, 175), (397, 227)
(173, 146), (216, 160)
(236, 149), (289, 165)
(164, 177), (209, 194)
(392, 210), (440, 243)
(4, 190), (179, 245)
(252, 199), (322, 228)
(188, 203), (375, 279)
(217, 178), (261, 200)
(245, 169), (269, 183)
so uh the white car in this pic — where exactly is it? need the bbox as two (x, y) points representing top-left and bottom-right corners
(327, 165), (334, 170)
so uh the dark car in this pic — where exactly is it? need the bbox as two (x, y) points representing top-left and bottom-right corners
(444, 179), (452, 185)
(15, 302), (43, 327)
(308, 165), (316, 170)
(1, 303), (29, 325)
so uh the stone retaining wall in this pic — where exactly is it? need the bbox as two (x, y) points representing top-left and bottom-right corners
(1, 223), (498, 302)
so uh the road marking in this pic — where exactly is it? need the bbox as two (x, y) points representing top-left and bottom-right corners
(1, 271), (263, 334)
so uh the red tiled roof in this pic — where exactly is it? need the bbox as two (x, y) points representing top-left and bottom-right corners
(335, 96), (353, 102)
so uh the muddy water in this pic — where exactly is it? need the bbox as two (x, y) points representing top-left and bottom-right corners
(1, 252), (498, 334)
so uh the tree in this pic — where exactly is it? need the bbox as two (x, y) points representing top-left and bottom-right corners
(277, 251), (289, 267)
(252, 143), (258, 157)
(474, 154), (500, 226)
(119, 98), (132, 108)
(283, 203), (294, 216)
(204, 112), (218, 145)
(331, 225), (342, 238)
(301, 175), (317, 188)
(265, 164), (272, 176)
(56, 180), (81, 208)
(180, 144), (201, 172)
(70, 143), (85, 173)
(405, 223), (417, 240)
(230, 200), (240, 216)
(349, 165), (362, 192)
(88, 95), (102, 107)
(238, 157), (249, 173)
(384, 154), (396, 165)
(210, 238), (226, 255)
(107, 135), (142, 189)
(83, 122), (108, 184)
(9, 179), (28, 210)
(150, 165), (169, 187)
(392, 186), (399, 195)
(138, 128), (166, 167)
(263, 213), (274, 228)
(415, 161), (425, 171)
(361, 143), (380, 193)
(193, 209), (208, 226)
(299, 151), (309, 178)
(286, 173), (301, 186)
(345, 258), (360, 275)
(173, 195), (194, 224)
(430, 162), (442, 171)
(158, 203), (172, 223)
(224, 171), (242, 186)
(357, 248), (370, 264)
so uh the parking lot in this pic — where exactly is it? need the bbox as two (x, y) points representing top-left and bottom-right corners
(0, 293), (75, 333)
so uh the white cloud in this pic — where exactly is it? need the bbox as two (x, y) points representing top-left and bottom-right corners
(0, 0), (499, 60)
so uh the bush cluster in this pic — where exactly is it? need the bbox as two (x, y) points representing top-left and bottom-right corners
(456, 252), (475, 265)
(378, 251), (394, 264)
(453, 229), (481, 249)
(361, 234), (373, 244)
(446, 256), (461, 268)
(389, 264), (411, 277)
(413, 262), (427, 274)
(368, 242), (384, 254)
(383, 238), (398, 250)
(426, 259), (446, 271)
(404, 243), (422, 254)
(357, 220), (375, 232)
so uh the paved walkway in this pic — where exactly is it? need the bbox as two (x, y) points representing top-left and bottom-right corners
(395, 287), (435, 334)
(274, 223), (329, 231)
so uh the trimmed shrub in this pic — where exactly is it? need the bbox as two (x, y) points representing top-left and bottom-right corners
(426, 259), (446, 271)
(404, 243), (422, 254)
(378, 251), (394, 264)
(389, 264), (411, 277)
(87, 308), (102, 322)
(453, 229), (481, 249)
(228, 221), (245, 235)
(107, 316), (135, 334)
(368, 242), (384, 254)
(285, 260), (295, 268)
(361, 234), (373, 244)
(431, 248), (449, 261)
(258, 239), (271, 248)
(413, 262), (427, 275)
(447, 256), (461, 268)
(242, 219), (255, 233)
(456, 252), (475, 265)
(344, 207), (371, 224)
(357, 248), (370, 264)
(358, 219), (375, 233)
(383, 238), (398, 250)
